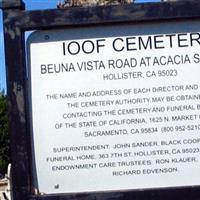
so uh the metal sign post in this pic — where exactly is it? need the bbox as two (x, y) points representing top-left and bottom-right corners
(2, 0), (200, 199)
(2, 1), (29, 200)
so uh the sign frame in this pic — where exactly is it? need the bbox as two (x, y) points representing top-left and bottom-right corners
(2, 0), (200, 199)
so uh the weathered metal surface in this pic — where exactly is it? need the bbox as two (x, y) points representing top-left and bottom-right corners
(0, 0), (24, 9)
(28, 188), (200, 200)
(3, 0), (200, 31)
(2, 0), (200, 200)
(3, 4), (30, 200)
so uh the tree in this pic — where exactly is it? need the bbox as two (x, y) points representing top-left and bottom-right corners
(57, 0), (133, 8)
(0, 90), (9, 175)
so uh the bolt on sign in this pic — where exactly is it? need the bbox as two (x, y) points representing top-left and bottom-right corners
(27, 20), (200, 194)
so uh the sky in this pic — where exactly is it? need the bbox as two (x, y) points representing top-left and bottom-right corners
(0, 0), (160, 92)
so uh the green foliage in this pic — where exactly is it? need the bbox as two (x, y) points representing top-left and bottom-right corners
(0, 90), (9, 175)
